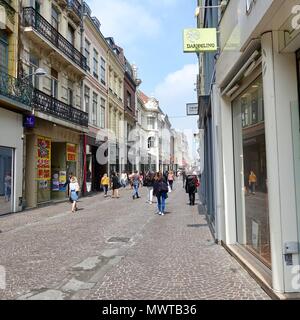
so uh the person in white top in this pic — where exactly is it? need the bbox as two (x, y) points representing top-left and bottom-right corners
(120, 171), (128, 188)
(69, 176), (80, 213)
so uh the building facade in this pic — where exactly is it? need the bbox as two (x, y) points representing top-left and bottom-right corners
(21, 0), (88, 208)
(83, 2), (108, 194)
(0, 0), (28, 215)
(106, 37), (125, 175)
(199, 0), (300, 296)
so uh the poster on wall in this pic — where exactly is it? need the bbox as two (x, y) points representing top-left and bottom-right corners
(37, 137), (51, 181)
(59, 171), (67, 192)
(52, 172), (60, 191)
(66, 143), (77, 162)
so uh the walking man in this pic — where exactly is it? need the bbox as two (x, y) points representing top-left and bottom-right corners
(132, 171), (141, 199)
(185, 172), (200, 206)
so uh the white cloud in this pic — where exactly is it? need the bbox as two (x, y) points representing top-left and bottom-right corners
(87, 0), (161, 46)
(154, 64), (199, 155)
(154, 64), (198, 115)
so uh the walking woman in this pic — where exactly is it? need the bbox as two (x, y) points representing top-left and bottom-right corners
(144, 171), (155, 204)
(153, 172), (169, 216)
(111, 172), (120, 198)
(101, 173), (110, 197)
(185, 172), (200, 206)
(168, 170), (175, 190)
(69, 176), (80, 213)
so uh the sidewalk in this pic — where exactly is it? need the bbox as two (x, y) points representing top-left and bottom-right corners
(0, 182), (270, 300)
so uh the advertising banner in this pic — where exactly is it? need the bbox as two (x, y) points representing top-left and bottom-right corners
(67, 143), (77, 162)
(37, 137), (51, 181)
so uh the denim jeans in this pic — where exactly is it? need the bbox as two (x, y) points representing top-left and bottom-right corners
(157, 192), (167, 213)
(133, 184), (139, 197)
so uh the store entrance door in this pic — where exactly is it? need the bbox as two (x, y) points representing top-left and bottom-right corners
(0, 146), (13, 215)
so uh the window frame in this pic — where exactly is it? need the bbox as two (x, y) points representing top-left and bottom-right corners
(100, 57), (106, 85)
(0, 31), (9, 73)
(93, 49), (99, 79)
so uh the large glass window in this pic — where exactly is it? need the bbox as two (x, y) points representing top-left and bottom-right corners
(0, 146), (13, 215)
(233, 76), (271, 268)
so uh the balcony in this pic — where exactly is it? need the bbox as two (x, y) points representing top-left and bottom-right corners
(0, 71), (33, 111)
(67, 0), (82, 24)
(23, 7), (87, 74)
(33, 89), (88, 127)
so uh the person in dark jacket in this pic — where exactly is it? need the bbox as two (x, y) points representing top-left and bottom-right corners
(185, 173), (199, 206)
(144, 171), (155, 204)
(153, 172), (169, 215)
(111, 172), (120, 198)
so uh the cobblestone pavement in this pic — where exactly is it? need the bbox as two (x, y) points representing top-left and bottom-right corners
(0, 182), (270, 300)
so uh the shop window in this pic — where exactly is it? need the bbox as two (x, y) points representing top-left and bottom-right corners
(233, 76), (271, 268)
(0, 146), (13, 215)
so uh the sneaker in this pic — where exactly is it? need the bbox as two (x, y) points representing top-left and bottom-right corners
(149, 201), (152, 205)
(158, 212), (162, 215)
(161, 212), (165, 216)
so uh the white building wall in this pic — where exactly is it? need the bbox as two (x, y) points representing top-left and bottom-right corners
(0, 108), (23, 213)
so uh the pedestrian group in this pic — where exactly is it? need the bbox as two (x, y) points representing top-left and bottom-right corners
(66, 169), (200, 215)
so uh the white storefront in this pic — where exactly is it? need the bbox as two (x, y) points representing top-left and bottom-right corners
(0, 108), (24, 215)
(215, 0), (300, 296)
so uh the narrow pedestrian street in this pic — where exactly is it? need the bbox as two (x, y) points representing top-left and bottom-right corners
(0, 182), (269, 300)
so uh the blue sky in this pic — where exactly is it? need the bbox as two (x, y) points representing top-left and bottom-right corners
(86, 0), (199, 141)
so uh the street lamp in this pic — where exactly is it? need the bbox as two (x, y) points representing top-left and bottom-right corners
(22, 68), (47, 80)
(21, 68), (47, 115)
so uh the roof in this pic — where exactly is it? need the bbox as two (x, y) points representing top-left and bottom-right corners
(138, 90), (150, 104)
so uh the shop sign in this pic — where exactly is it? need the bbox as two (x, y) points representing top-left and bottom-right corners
(37, 137), (51, 181)
(183, 28), (217, 53)
(186, 103), (199, 116)
(67, 143), (77, 162)
(23, 115), (35, 128)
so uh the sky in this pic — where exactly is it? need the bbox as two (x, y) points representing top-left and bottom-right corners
(86, 0), (199, 157)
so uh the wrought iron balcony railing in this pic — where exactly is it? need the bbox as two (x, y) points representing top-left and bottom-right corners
(0, 0), (15, 24)
(68, 0), (82, 18)
(23, 7), (87, 71)
(33, 89), (88, 127)
(0, 71), (33, 105)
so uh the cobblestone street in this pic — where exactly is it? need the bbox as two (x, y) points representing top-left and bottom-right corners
(0, 182), (270, 300)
